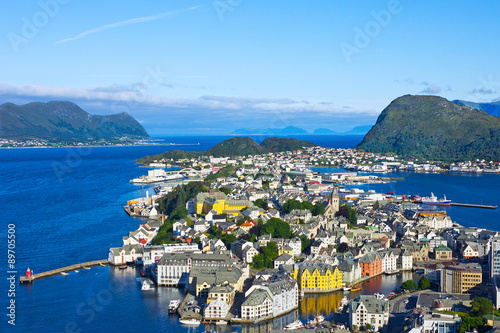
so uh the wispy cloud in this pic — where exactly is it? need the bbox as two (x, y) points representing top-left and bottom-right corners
(469, 87), (496, 95)
(85, 74), (135, 78)
(54, 6), (200, 44)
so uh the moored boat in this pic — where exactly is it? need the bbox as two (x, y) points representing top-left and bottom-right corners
(421, 192), (451, 206)
(284, 320), (304, 330)
(179, 318), (201, 325)
(350, 285), (361, 292)
(169, 300), (181, 314)
(61, 272), (69, 276)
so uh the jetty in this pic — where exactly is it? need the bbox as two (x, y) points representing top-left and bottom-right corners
(450, 202), (497, 209)
(19, 259), (108, 284)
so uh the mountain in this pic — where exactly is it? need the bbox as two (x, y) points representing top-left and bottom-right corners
(345, 125), (373, 135)
(231, 126), (307, 135)
(137, 137), (317, 164)
(313, 128), (339, 135)
(357, 95), (500, 161)
(207, 137), (264, 157)
(0, 101), (150, 140)
(452, 100), (500, 117)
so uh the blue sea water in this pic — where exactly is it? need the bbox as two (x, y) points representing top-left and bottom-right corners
(1, 134), (498, 332)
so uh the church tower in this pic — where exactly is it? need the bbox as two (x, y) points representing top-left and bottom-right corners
(331, 187), (339, 215)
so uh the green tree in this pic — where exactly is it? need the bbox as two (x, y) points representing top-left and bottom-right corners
(338, 242), (349, 253)
(418, 276), (431, 290)
(194, 236), (200, 244)
(401, 280), (418, 291)
(260, 218), (291, 239)
(299, 235), (310, 252)
(471, 297), (493, 317)
(220, 187), (232, 195)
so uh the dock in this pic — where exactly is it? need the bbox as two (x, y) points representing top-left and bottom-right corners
(450, 203), (497, 209)
(19, 259), (108, 284)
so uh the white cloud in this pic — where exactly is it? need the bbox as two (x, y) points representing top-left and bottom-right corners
(0, 83), (379, 116)
(54, 6), (200, 44)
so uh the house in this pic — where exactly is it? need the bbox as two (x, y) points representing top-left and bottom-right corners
(461, 243), (479, 259)
(196, 191), (252, 216)
(338, 259), (362, 285)
(380, 250), (397, 273)
(204, 299), (230, 319)
(310, 240), (328, 256)
(349, 295), (389, 332)
(242, 276), (298, 319)
(243, 245), (259, 263)
(434, 245), (453, 261)
(359, 252), (382, 277)
(239, 219), (257, 233)
(274, 253), (294, 269)
(240, 289), (273, 320)
(207, 283), (235, 304)
(108, 245), (143, 265)
(291, 264), (343, 292)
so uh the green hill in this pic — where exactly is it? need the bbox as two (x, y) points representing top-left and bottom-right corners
(0, 101), (150, 140)
(137, 136), (317, 164)
(357, 95), (500, 161)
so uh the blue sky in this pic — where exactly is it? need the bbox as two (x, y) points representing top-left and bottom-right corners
(1, 0), (499, 134)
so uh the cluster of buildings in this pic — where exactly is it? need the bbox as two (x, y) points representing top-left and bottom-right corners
(106, 145), (500, 330)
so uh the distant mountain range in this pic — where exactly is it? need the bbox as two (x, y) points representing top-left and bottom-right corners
(452, 100), (500, 117)
(357, 95), (500, 161)
(232, 125), (372, 135)
(137, 136), (317, 164)
(0, 101), (150, 140)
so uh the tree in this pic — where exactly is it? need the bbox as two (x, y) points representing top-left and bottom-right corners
(418, 276), (430, 290)
(260, 218), (291, 239)
(299, 235), (310, 252)
(401, 280), (418, 291)
(471, 297), (493, 317)
(194, 236), (200, 244)
(365, 324), (373, 331)
(220, 187), (232, 195)
(338, 242), (349, 253)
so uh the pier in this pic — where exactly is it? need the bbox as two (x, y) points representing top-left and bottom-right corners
(450, 202), (497, 209)
(19, 259), (108, 284)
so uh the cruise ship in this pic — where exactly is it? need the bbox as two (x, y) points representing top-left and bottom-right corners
(130, 169), (184, 184)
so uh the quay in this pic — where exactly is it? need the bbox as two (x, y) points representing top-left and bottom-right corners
(19, 259), (108, 284)
(450, 202), (497, 209)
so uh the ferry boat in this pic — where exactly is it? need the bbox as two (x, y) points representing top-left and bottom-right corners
(169, 300), (181, 314)
(421, 193), (451, 206)
(284, 320), (304, 330)
(179, 318), (201, 325)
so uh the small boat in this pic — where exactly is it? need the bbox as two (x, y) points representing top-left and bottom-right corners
(308, 314), (325, 325)
(118, 265), (128, 270)
(215, 320), (227, 325)
(179, 318), (201, 325)
(141, 280), (153, 291)
(350, 286), (361, 292)
(83, 267), (91, 270)
(385, 269), (400, 275)
(61, 272), (69, 276)
(74, 270), (79, 273)
(284, 320), (304, 330)
(169, 300), (181, 314)
(343, 286), (352, 291)
(99, 263), (105, 267)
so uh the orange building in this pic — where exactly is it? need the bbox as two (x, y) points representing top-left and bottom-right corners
(359, 252), (382, 277)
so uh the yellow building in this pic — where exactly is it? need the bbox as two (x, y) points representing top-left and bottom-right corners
(195, 192), (252, 216)
(292, 264), (343, 292)
(278, 245), (294, 257)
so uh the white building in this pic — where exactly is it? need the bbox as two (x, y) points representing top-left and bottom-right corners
(381, 250), (397, 273)
(204, 299), (230, 319)
(108, 245), (143, 265)
(349, 295), (389, 331)
(241, 277), (298, 320)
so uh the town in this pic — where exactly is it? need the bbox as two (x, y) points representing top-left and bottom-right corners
(109, 145), (500, 333)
